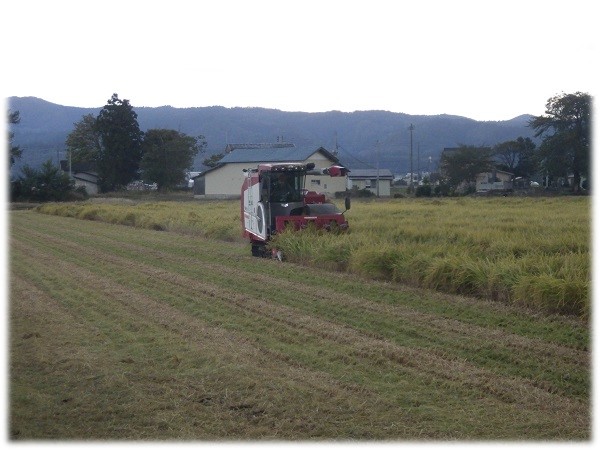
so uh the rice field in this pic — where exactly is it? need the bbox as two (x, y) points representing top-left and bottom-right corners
(36, 195), (590, 317)
(9, 210), (591, 440)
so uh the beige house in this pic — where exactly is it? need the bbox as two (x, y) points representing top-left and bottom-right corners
(476, 170), (513, 193)
(349, 169), (394, 197)
(194, 144), (347, 199)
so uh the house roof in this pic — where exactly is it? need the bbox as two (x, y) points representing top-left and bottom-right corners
(349, 169), (393, 179)
(73, 172), (99, 183)
(218, 145), (340, 165)
(442, 147), (492, 153)
(60, 160), (98, 173)
(477, 169), (514, 177)
(224, 142), (294, 152)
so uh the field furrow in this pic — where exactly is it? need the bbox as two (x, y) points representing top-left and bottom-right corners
(13, 213), (589, 394)
(9, 211), (590, 440)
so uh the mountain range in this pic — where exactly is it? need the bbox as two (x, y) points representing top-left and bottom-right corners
(8, 96), (537, 175)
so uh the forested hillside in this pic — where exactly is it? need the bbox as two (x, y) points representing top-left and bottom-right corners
(8, 96), (535, 174)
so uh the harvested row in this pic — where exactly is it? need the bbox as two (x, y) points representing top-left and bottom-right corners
(10, 211), (590, 440)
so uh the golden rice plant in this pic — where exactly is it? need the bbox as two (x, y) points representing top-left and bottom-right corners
(274, 196), (590, 317)
(35, 196), (590, 317)
(36, 200), (240, 240)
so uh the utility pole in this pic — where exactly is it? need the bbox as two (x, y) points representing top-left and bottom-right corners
(408, 124), (414, 193)
(376, 140), (380, 198)
(417, 142), (421, 184)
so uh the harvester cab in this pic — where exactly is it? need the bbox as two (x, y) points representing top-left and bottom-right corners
(241, 162), (350, 258)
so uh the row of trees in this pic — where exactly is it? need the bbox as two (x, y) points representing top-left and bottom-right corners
(9, 94), (208, 200)
(439, 92), (591, 194)
(66, 93), (207, 192)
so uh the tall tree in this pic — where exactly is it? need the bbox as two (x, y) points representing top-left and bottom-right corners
(65, 114), (102, 164)
(493, 137), (537, 178)
(140, 129), (206, 190)
(439, 145), (495, 190)
(529, 92), (591, 192)
(95, 94), (144, 192)
(8, 109), (22, 168)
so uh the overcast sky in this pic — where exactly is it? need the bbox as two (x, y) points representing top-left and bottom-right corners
(3, 0), (597, 121)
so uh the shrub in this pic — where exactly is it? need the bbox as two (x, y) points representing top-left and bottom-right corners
(12, 160), (76, 202)
(415, 185), (432, 197)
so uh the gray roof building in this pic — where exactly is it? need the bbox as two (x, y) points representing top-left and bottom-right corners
(348, 169), (394, 197)
(218, 144), (340, 165)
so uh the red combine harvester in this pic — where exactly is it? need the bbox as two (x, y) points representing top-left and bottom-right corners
(241, 162), (350, 258)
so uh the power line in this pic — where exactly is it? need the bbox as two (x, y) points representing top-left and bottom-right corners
(334, 143), (377, 169)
